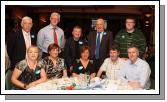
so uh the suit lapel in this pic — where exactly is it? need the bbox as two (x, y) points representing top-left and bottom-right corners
(100, 31), (107, 47)
(20, 30), (26, 49)
(30, 32), (37, 45)
(93, 31), (97, 50)
(19, 30), (26, 56)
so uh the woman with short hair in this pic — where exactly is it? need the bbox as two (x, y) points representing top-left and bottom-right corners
(43, 43), (67, 79)
(72, 46), (96, 79)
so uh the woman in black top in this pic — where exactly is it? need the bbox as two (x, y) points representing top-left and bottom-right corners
(72, 46), (96, 79)
(11, 45), (47, 90)
(64, 26), (87, 76)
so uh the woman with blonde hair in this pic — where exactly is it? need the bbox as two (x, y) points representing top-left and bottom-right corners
(11, 45), (47, 90)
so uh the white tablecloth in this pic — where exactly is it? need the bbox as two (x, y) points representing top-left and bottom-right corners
(28, 76), (138, 90)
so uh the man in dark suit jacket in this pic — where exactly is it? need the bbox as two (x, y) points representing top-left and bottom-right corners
(87, 18), (113, 73)
(7, 16), (36, 70)
(64, 26), (87, 76)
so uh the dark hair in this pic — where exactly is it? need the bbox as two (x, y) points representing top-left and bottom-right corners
(47, 43), (59, 53)
(73, 25), (82, 31)
(125, 16), (136, 23)
(127, 44), (139, 51)
(80, 45), (91, 56)
(110, 44), (120, 52)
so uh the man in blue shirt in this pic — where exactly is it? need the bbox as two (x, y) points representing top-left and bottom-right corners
(37, 12), (65, 58)
(119, 45), (151, 89)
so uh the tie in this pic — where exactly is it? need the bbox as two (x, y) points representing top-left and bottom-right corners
(53, 28), (58, 45)
(95, 32), (101, 59)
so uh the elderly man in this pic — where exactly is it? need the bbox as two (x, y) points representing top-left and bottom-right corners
(97, 44), (126, 79)
(119, 45), (151, 89)
(115, 16), (146, 58)
(87, 18), (113, 73)
(37, 12), (65, 58)
(7, 16), (36, 70)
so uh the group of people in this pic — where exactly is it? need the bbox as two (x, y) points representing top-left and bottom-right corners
(6, 12), (151, 90)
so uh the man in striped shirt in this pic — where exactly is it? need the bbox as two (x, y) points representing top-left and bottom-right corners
(114, 16), (146, 58)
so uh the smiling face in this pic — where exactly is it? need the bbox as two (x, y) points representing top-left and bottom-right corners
(72, 27), (82, 40)
(50, 14), (60, 27)
(81, 49), (90, 60)
(96, 19), (105, 32)
(109, 49), (119, 62)
(21, 19), (33, 33)
(27, 47), (39, 61)
(125, 19), (135, 31)
(128, 47), (139, 63)
(49, 48), (59, 59)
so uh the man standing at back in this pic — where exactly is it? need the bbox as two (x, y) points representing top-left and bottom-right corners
(37, 12), (65, 58)
(87, 18), (113, 73)
(7, 16), (36, 70)
(115, 16), (146, 59)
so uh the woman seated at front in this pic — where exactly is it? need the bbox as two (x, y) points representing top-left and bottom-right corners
(11, 45), (47, 90)
(43, 43), (67, 79)
(72, 46), (96, 79)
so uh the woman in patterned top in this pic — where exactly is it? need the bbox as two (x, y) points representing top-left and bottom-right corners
(43, 43), (67, 79)
(72, 46), (96, 79)
(11, 45), (47, 90)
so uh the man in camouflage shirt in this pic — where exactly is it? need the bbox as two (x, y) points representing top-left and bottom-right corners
(114, 16), (146, 58)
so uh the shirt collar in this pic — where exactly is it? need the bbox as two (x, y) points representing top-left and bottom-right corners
(49, 24), (58, 29)
(97, 31), (103, 35)
(22, 29), (30, 36)
(110, 57), (120, 65)
(130, 58), (140, 66)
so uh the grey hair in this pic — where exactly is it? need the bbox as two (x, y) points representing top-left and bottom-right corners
(50, 12), (60, 19)
(96, 18), (105, 24)
(127, 45), (140, 55)
(21, 16), (32, 25)
(96, 18), (107, 29)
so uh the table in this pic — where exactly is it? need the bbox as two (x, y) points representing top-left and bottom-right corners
(28, 75), (137, 90)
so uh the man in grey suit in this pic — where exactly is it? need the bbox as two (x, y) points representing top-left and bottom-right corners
(87, 18), (113, 74)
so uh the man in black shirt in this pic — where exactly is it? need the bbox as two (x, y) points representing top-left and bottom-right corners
(64, 26), (87, 76)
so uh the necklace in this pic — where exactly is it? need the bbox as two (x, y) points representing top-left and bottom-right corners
(27, 59), (37, 70)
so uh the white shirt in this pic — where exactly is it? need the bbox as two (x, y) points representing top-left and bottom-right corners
(119, 58), (151, 89)
(22, 29), (31, 49)
(100, 57), (126, 80)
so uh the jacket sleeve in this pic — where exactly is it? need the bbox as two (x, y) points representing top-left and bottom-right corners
(87, 31), (92, 48)
(6, 31), (17, 60)
(64, 39), (72, 68)
(108, 31), (113, 49)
